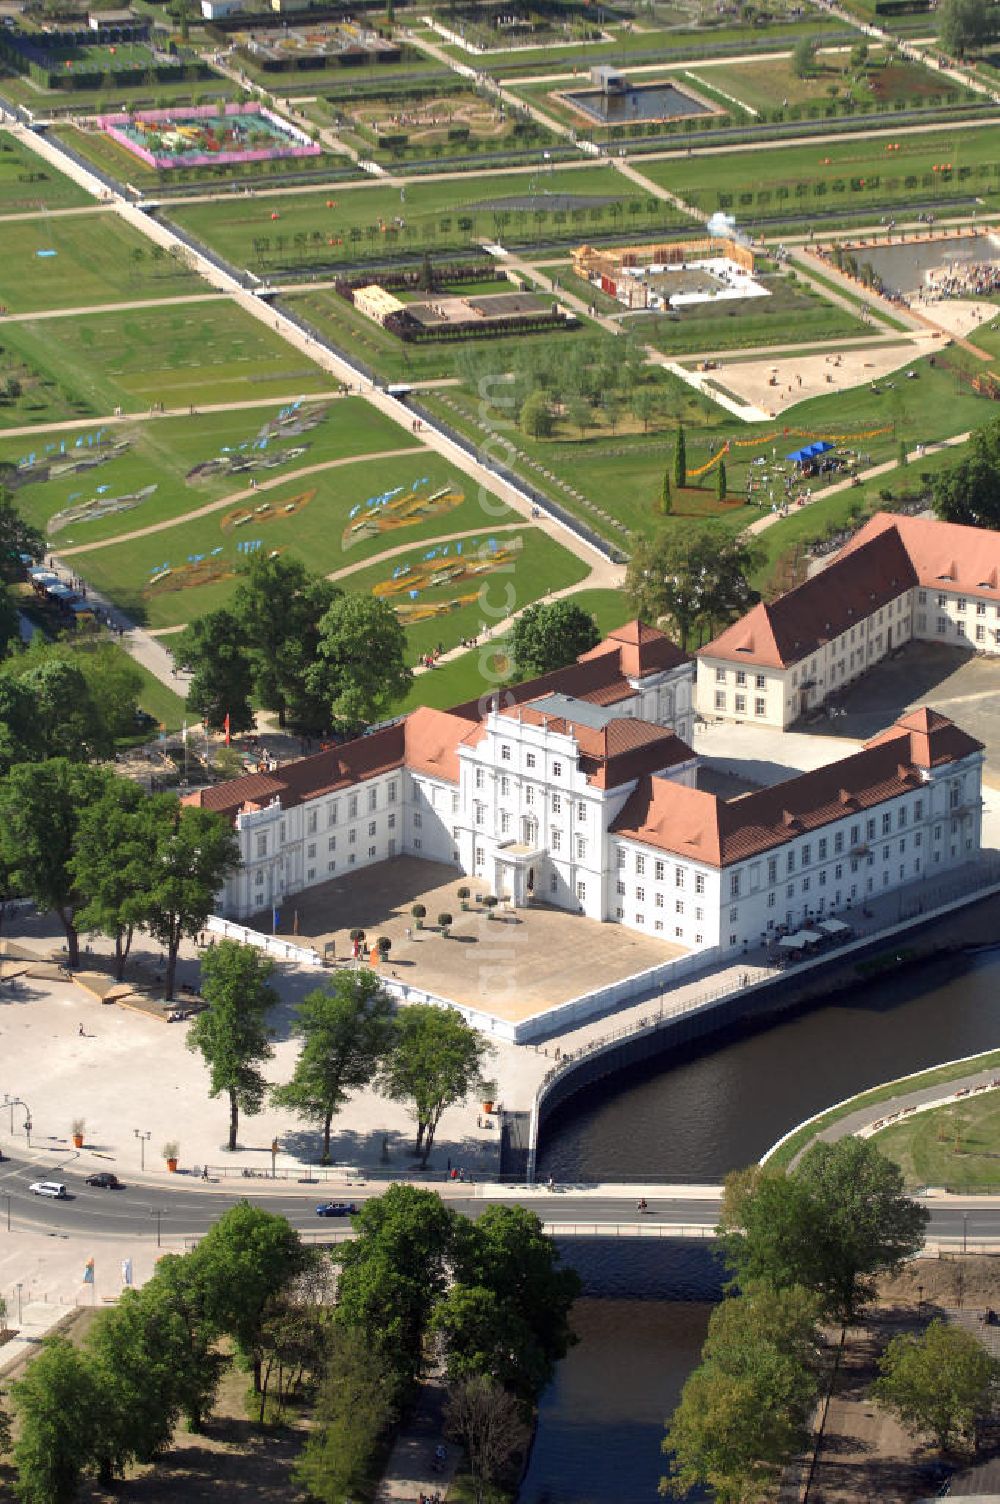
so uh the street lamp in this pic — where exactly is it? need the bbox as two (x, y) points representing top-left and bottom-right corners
(149, 1206), (165, 1248)
(2, 1094), (32, 1147)
(134, 1129), (151, 1171)
(15, 1282), (22, 1326)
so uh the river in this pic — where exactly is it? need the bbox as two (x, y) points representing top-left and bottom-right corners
(536, 948), (1000, 1183)
(522, 948), (1000, 1502)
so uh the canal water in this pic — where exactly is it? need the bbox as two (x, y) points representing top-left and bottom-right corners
(536, 947), (1000, 1183)
(523, 948), (1000, 1502)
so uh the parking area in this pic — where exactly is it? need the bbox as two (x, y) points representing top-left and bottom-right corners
(246, 856), (683, 1024)
(803, 641), (1000, 783)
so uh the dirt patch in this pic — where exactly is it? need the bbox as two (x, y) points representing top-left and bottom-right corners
(803, 1257), (1000, 1504)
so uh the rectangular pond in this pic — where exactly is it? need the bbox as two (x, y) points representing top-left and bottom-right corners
(563, 81), (712, 124)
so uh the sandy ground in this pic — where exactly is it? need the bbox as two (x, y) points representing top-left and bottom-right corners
(913, 295), (999, 339)
(707, 335), (938, 417)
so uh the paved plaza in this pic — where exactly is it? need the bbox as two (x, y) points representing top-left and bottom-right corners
(247, 857), (684, 1024)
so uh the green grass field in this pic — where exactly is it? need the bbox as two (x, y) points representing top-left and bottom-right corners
(0, 71), (238, 116)
(0, 397), (416, 547)
(0, 130), (92, 214)
(343, 525), (590, 661)
(637, 124), (1000, 217)
(71, 450), (518, 628)
(684, 51), (953, 116)
(0, 301), (341, 419)
(875, 1093), (1000, 1191)
(0, 213), (200, 314)
(164, 164), (691, 275)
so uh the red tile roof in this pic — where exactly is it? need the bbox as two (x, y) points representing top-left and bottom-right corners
(841, 512), (1000, 600)
(698, 527), (917, 669)
(610, 710), (982, 866)
(193, 621), (690, 821)
(499, 703), (695, 788)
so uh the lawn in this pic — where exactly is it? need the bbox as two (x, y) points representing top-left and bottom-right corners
(423, 338), (992, 548)
(637, 124), (1000, 217)
(629, 270), (874, 356)
(0, 71), (238, 116)
(0, 301), (341, 418)
(0, 212), (200, 314)
(0, 129), (92, 214)
(164, 164), (692, 276)
(1, 397), (414, 548)
(875, 1092), (1000, 1191)
(71, 451), (518, 629)
(343, 525), (591, 661)
(685, 50), (956, 115)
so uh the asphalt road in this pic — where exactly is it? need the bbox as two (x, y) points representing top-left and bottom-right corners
(0, 1156), (996, 1245)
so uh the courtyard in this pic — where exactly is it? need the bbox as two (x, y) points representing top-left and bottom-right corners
(247, 856), (685, 1025)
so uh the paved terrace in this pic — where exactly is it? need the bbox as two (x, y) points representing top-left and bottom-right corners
(245, 857), (684, 1025)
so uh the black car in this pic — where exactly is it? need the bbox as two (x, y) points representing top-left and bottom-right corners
(315, 1201), (357, 1218)
(85, 1172), (123, 1190)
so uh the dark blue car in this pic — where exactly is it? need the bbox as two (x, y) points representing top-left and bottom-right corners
(316, 1201), (358, 1218)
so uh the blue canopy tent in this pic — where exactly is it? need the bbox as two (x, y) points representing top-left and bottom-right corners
(785, 440), (835, 464)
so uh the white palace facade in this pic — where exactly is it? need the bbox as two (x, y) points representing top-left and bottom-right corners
(188, 620), (984, 958)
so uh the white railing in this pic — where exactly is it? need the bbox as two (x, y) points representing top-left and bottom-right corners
(205, 915), (323, 968)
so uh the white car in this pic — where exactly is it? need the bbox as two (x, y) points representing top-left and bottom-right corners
(29, 1181), (67, 1199)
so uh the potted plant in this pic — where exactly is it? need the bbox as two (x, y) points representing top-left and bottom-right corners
(438, 912), (453, 936)
(377, 936), (391, 960)
(457, 885), (471, 912)
(71, 1118), (85, 1150)
(481, 1081), (497, 1115)
(482, 895), (498, 920)
(349, 927), (366, 946)
(411, 903), (426, 930)
(162, 1141), (179, 1173)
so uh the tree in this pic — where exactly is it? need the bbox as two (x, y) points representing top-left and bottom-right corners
(660, 468), (672, 516)
(230, 554), (340, 729)
(444, 1376), (529, 1504)
(0, 582), (17, 662)
(520, 390), (553, 439)
(142, 1254), (225, 1431)
(295, 1326), (397, 1504)
(335, 1184), (455, 1386)
(0, 1382), (10, 1457)
(187, 940), (277, 1151)
(625, 527), (762, 652)
(71, 775), (160, 979)
(0, 490), (43, 584)
(938, 0), (997, 54)
(174, 609), (256, 735)
(510, 600), (600, 679)
(439, 1204), (581, 1403)
(673, 425), (687, 488)
(272, 969), (396, 1163)
(716, 457), (728, 502)
(0, 759), (111, 967)
(932, 416), (1000, 528)
(874, 1319), (998, 1452)
(307, 593), (412, 733)
(146, 800), (239, 1000)
(719, 1140), (929, 1324)
(850, 39), (870, 68)
(188, 1202), (309, 1392)
(12, 1336), (102, 1504)
(632, 388), (658, 434)
(379, 1004), (494, 1166)
(7, 658), (106, 763)
(792, 35), (817, 76)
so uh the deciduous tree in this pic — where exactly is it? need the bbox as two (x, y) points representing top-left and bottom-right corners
(174, 608), (255, 735)
(272, 969), (396, 1162)
(625, 527), (762, 652)
(874, 1318), (999, 1452)
(0, 490), (43, 584)
(11, 1336), (102, 1504)
(932, 416), (1000, 527)
(379, 1003), (494, 1165)
(0, 758), (111, 966)
(145, 800), (239, 999)
(295, 1326), (397, 1504)
(444, 1375), (529, 1504)
(307, 593), (412, 733)
(71, 775), (159, 979)
(719, 1139), (929, 1323)
(187, 940), (277, 1151)
(938, 0), (998, 54)
(511, 600), (600, 679)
